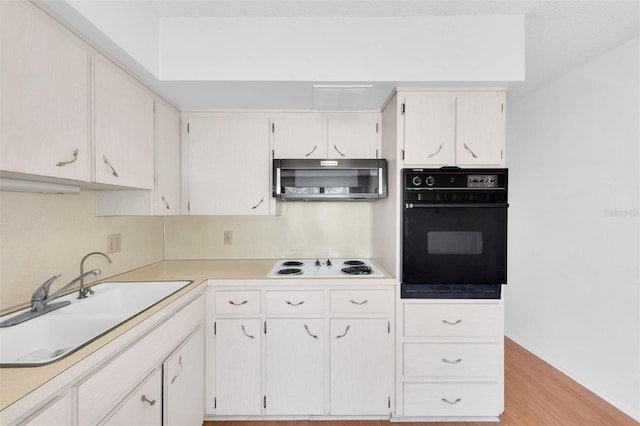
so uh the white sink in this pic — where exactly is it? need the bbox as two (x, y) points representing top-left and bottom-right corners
(0, 280), (191, 366)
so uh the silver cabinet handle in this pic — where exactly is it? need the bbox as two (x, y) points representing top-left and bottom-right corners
(349, 299), (368, 305)
(463, 143), (478, 158)
(102, 156), (119, 177)
(286, 300), (305, 306)
(442, 319), (462, 326)
(427, 144), (443, 159)
(241, 324), (255, 339)
(170, 355), (183, 384)
(336, 325), (350, 339)
(141, 395), (156, 406)
(304, 324), (318, 339)
(304, 145), (317, 157)
(161, 195), (170, 210)
(333, 144), (346, 157)
(442, 358), (462, 364)
(229, 300), (248, 306)
(56, 149), (78, 167)
(441, 398), (461, 405)
(251, 197), (264, 210)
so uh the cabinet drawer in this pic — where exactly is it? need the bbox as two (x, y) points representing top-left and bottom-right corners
(101, 369), (162, 425)
(215, 291), (261, 314)
(330, 290), (391, 313)
(266, 290), (323, 314)
(404, 303), (501, 337)
(403, 343), (501, 377)
(403, 382), (502, 417)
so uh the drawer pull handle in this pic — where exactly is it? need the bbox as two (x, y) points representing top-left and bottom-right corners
(286, 300), (305, 306)
(229, 300), (248, 306)
(336, 325), (351, 339)
(304, 324), (318, 339)
(349, 299), (368, 305)
(56, 148), (79, 167)
(141, 395), (156, 406)
(241, 324), (255, 339)
(441, 398), (462, 405)
(442, 358), (462, 364)
(171, 355), (183, 384)
(102, 155), (119, 177)
(442, 319), (462, 326)
(427, 144), (443, 159)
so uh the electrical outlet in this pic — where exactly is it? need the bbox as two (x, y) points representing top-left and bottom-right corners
(223, 231), (232, 245)
(107, 234), (122, 253)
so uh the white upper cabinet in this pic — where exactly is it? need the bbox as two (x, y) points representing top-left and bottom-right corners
(0, 1), (90, 181)
(155, 101), (182, 215)
(272, 113), (381, 159)
(402, 91), (506, 167)
(455, 92), (506, 166)
(327, 115), (381, 159)
(402, 93), (456, 166)
(94, 58), (155, 189)
(186, 115), (271, 215)
(271, 116), (328, 158)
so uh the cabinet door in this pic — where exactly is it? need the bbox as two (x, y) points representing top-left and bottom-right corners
(19, 392), (72, 426)
(94, 58), (154, 189)
(0, 2), (90, 181)
(265, 319), (324, 415)
(456, 92), (506, 166)
(102, 369), (162, 426)
(188, 116), (270, 215)
(164, 327), (205, 426)
(271, 116), (327, 158)
(327, 115), (380, 159)
(330, 319), (393, 415)
(403, 93), (456, 166)
(214, 319), (262, 415)
(156, 101), (182, 215)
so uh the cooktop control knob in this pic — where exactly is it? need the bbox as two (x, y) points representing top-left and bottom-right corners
(412, 176), (422, 186)
(425, 176), (436, 187)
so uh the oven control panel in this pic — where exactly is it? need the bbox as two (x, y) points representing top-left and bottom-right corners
(467, 175), (498, 188)
(404, 168), (507, 190)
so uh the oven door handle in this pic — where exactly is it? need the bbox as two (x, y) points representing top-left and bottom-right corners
(405, 203), (509, 209)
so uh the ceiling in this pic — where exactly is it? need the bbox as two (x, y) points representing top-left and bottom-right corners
(40, 0), (639, 110)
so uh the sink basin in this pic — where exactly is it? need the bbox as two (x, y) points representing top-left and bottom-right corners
(0, 280), (192, 367)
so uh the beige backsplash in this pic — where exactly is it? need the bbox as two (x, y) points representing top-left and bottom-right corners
(0, 190), (163, 312)
(164, 202), (371, 260)
(0, 192), (371, 312)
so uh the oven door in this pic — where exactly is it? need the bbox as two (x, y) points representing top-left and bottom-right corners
(402, 204), (507, 286)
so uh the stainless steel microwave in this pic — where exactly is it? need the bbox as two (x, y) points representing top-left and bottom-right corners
(273, 159), (388, 201)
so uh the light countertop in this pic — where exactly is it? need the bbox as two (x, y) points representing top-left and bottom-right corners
(0, 259), (395, 412)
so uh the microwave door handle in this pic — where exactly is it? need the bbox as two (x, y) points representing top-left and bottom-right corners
(276, 168), (281, 195)
(378, 167), (384, 195)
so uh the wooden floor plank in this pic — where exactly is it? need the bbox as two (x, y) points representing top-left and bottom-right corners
(204, 338), (639, 426)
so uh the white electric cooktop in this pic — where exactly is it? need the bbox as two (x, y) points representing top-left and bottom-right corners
(267, 258), (384, 278)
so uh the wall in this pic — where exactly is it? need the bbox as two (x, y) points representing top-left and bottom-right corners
(0, 190), (163, 312)
(505, 37), (639, 420)
(164, 202), (371, 260)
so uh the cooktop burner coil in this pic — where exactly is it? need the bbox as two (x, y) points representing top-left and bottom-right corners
(282, 261), (304, 267)
(343, 260), (366, 266)
(341, 266), (373, 275)
(277, 268), (303, 276)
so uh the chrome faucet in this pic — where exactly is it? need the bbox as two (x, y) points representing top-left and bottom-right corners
(78, 252), (112, 299)
(31, 270), (102, 312)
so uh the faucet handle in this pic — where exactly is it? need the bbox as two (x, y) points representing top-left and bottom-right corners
(31, 274), (61, 302)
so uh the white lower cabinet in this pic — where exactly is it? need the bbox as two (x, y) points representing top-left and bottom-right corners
(397, 300), (504, 420)
(18, 392), (72, 426)
(265, 319), (324, 415)
(206, 282), (395, 419)
(330, 319), (393, 415)
(164, 327), (206, 426)
(214, 319), (262, 415)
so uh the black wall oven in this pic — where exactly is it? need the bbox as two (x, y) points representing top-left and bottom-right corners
(401, 168), (508, 299)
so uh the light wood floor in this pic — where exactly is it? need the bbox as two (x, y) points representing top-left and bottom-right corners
(204, 338), (639, 426)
